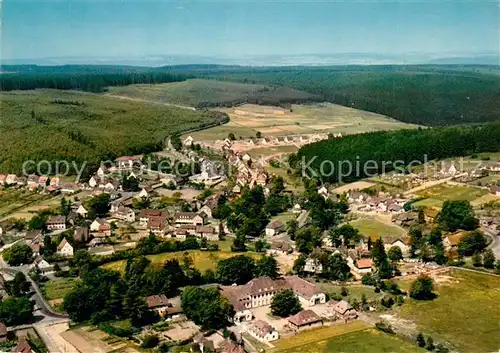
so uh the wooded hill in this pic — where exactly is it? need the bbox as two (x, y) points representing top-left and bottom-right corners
(292, 123), (500, 183)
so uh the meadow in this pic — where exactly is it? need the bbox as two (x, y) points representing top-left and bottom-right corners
(107, 79), (317, 108)
(414, 183), (491, 210)
(42, 277), (80, 301)
(396, 269), (500, 353)
(189, 102), (418, 141)
(349, 217), (407, 240)
(0, 90), (224, 174)
(102, 249), (262, 274)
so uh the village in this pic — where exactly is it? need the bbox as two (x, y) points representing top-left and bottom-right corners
(0, 131), (499, 353)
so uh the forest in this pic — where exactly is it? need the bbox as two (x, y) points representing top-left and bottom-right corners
(0, 90), (227, 175)
(292, 123), (500, 183)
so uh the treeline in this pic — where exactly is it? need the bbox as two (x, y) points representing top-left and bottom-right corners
(292, 123), (500, 183)
(0, 71), (191, 93)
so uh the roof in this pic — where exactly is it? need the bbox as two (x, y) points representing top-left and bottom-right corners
(445, 231), (468, 246)
(57, 238), (71, 250)
(74, 227), (89, 242)
(174, 212), (198, 220)
(329, 300), (354, 315)
(196, 226), (215, 234)
(356, 258), (373, 269)
(25, 229), (42, 240)
(288, 309), (322, 326)
(146, 294), (169, 308)
(218, 340), (245, 353)
(249, 320), (275, 336)
(13, 337), (33, 353)
(266, 220), (284, 230)
(285, 276), (323, 299)
(46, 215), (66, 224)
(270, 241), (293, 252)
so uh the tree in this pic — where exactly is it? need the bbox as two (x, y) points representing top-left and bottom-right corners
(231, 233), (247, 252)
(286, 219), (298, 240)
(181, 286), (234, 330)
(458, 230), (488, 256)
(418, 208), (425, 224)
(483, 249), (496, 269)
(0, 297), (34, 326)
(256, 131), (262, 138)
(324, 253), (350, 281)
(332, 224), (361, 246)
(122, 175), (140, 192)
(416, 333), (426, 348)
(293, 255), (307, 275)
(371, 238), (387, 267)
(295, 227), (321, 254)
(254, 240), (265, 253)
(388, 246), (403, 262)
(472, 252), (482, 267)
(216, 255), (256, 284)
(228, 133), (236, 141)
(86, 193), (110, 219)
(141, 335), (159, 348)
(426, 337), (435, 351)
(437, 200), (478, 232)
(256, 256), (279, 279)
(5, 272), (31, 297)
(270, 289), (302, 317)
(3, 244), (33, 266)
(410, 275), (435, 300)
(60, 197), (72, 217)
(28, 212), (49, 231)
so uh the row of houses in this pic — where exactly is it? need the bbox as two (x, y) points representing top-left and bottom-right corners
(347, 191), (407, 213)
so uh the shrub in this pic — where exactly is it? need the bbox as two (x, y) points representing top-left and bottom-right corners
(141, 334), (160, 348)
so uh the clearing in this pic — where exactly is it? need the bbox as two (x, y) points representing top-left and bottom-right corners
(107, 79), (317, 108)
(188, 103), (419, 141)
(395, 269), (500, 353)
(102, 249), (262, 274)
(349, 217), (407, 240)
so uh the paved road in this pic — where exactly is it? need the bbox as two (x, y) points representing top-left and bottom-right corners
(482, 226), (500, 259)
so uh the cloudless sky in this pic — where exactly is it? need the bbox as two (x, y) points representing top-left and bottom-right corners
(2, 0), (499, 60)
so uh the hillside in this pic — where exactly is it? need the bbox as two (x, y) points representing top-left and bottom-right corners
(107, 79), (318, 109)
(293, 123), (500, 183)
(0, 90), (226, 175)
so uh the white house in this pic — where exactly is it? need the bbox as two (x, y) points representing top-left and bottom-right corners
(56, 238), (74, 257)
(76, 205), (88, 218)
(384, 238), (410, 257)
(113, 206), (136, 223)
(318, 186), (329, 198)
(137, 188), (149, 199)
(292, 203), (302, 214)
(347, 256), (373, 279)
(45, 216), (66, 231)
(265, 220), (285, 236)
(304, 258), (323, 274)
(89, 177), (97, 188)
(247, 320), (279, 342)
(97, 166), (107, 178)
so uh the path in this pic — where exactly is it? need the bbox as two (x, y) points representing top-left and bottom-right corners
(105, 94), (196, 111)
(482, 226), (500, 259)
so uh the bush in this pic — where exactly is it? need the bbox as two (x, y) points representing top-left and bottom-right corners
(375, 321), (394, 334)
(141, 334), (160, 349)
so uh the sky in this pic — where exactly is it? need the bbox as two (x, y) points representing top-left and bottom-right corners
(2, 0), (499, 62)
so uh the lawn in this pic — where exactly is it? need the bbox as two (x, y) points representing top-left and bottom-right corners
(102, 250), (262, 274)
(317, 283), (383, 303)
(0, 189), (48, 219)
(349, 218), (407, 240)
(417, 184), (488, 203)
(396, 269), (500, 353)
(42, 278), (79, 301)
(273, 329), (425, 353)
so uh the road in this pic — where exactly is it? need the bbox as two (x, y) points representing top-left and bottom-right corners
(105, 94), (196, 111)
(483, 226), (500, 259)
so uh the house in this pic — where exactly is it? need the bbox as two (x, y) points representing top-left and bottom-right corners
(89, 176), (98, 188)
(318, 186), (328, 198)
(115, 155), (143, 169)
(195, 226), (218, 240)
(174, 212), (207, 226)
(112, 206), (136, 223)
(59, 181), (79, 194)
(137, 188), (149, 199)
(146, 294), (170, 316)
(76, 205), (88, 218)
(247, 320), (279, 342)
(45, 216), (66, 231)
(384, 237), (411, 257)
(200, 196), (219, 219)
(267, 241), (293, 255)
(38, 176), (48, 187)
(183, 135), (194, 147)
(218, 340), (245, 353)
(13, 337), (36, 353)
(74, 227), (89, 243)
(5, 174), (17, 185)
(304, 258), (323, 274)
(50, 177), (60, 187)
(90, 219), (111, 237)
(139, 209), (168, 227)
(160, 175), (177, 187)
(26, 230), (44, 256)
(443, 231), (467, 250)
(34, 256), (55, 274)
(173, 228), (188, 239)
(327, 300), (357, 321)
(96, 166), (107, 178)
(0, 322), (7, 343)
(0, 175), (5, 185)
(232, 184), (241, 194)
(57, 238), (74, 257)
(221, 276), (326, 323)
(347, 255), (373, 279)
(148, 218), (166, 236)
(287, 309), (323, 332)
(265, 220), (284, 236)
(27, 175), (39, 190)
(292, 203), (302, 214)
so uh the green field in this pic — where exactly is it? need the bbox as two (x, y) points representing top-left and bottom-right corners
(102, 249), (262, 273)
(42, 278), (79, 300)
(418, 184), (488, 202)
(317, 283), (383, 302)
(349, 218), (407, 240)
(0, 189), (48, 219)
(0, 90), (224, 174)
(189, 102), (419, 141)
(107, 79), (317, 108)
(396, 269), (500, 353)
(273, 329), (425, 353)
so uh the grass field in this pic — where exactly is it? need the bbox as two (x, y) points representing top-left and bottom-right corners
(317, 283), (383, 302)
(102, 249), (262, 273)
(0, 89), (222, 174)
(42, 278), (79, 301)
(274, 328), (425, 353)
(418, 184), (488, 202)
(396, 269), (500, 353)
(270, 321), (370, 352)
(107, 79), (317, 108)
(349, 217), (407, 240)
(0, 189), (48, 219)
(188, 103), (419, 141)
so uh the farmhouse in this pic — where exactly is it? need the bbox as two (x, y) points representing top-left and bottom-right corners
(57, 238), (74, 257)
(115, 155), (143, 169)
(267, 241), (293, 255)
(195, 226), (218, 240)
(384, 237), (411, 257)
(112, 206), (136, 223)
(247, 320), (279, 342)
(139, 209), (168, 227)
(174, 212), (207, 226)
(148, 218), (166, 236)
(304, 258), (323, 274)
(287, 309), (323, 332)
(146, 294), (170, 316)
(443, 231), (467, 250)
(265, 220), (285, 236)
(46, 216), (66, 231)
(221, 276), (326, 323)
(327, 300), (358, 321)
(90, 219), (112, 237)
(34, 256), (55, 274)
(347, 256), (373, 279)
(76, 205), (88, 218)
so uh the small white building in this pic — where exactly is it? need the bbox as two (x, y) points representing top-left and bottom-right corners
(304, 258), (323, 274)
(88, 177), (97, 188)
(56, 238), (74, 257)
(45, 216), (66, 231)
(76, 205), (88, 218)
(247, 320), (279, 342)
(265, 220), (285, 236)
